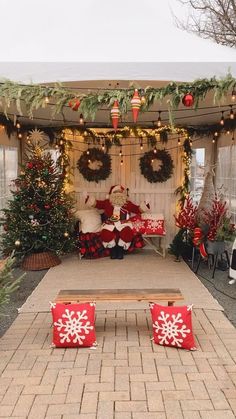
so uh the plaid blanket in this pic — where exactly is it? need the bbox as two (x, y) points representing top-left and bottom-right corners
(76, 231), (145, 259)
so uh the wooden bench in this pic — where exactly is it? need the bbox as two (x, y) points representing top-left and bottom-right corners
(55, 288), (184, 306)
(142, 234), (166, 258)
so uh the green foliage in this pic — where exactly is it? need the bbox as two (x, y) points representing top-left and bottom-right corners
(215, 216), (236, 242)
(139, 149), (174, 183)
(0, 75), (235, 122)
(0, 255), (24, 315)
(77, 147), (112, 183)
(0, 143), (76, 257)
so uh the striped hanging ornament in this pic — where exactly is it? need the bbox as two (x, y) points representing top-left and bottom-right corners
(110, 100), (120, 131)
(131, 89), (141, 123)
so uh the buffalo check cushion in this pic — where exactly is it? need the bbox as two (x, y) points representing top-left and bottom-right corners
(149, 303), (196, 351)
(50, 302), (97, 348)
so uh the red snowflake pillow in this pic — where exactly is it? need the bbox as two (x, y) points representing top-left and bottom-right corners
(143, 219), (166, 235)
(149, 303), (196, 351)
(129, 215), (146, 234)
(50, 302), (97, 348)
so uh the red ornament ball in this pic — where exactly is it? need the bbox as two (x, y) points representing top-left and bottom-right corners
(44, 204), (51, 210)
(27, 162), (34, 169)
(182, 93), (194, 107)
(68, 98), (80, 111)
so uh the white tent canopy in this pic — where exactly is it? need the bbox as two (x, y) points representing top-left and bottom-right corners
(0, 0), (235, 83)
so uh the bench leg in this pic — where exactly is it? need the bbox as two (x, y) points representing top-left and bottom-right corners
(168, 301), (174, 306)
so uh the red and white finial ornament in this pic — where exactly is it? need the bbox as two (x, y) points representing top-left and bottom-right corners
(182, 93), (194, 107)
(110, 100), (120, 131)
(131, 89), (141, 123)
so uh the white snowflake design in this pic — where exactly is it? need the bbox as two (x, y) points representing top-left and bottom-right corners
(132, 220), (145, 232)
(54, 308), (94, 344)
(146, 219), (163, 230)
(153, 310), (191, 347)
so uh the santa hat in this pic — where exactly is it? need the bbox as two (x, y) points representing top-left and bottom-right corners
(109, 185), (125, 195)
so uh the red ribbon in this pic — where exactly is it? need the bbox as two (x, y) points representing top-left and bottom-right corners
(193, 227), (207, 258)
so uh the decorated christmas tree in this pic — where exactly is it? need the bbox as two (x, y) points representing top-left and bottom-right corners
(0, 142), (75, 259)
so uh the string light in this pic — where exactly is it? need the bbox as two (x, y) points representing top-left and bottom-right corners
(120, 157), (123, 165)
(154, 146), (157, 154)
(157, 111), (162, 127)
(18, 132), (22, 139)
(151, 158), (154, 163)
(64, 232), (69, 237)
(214, 131), (218, 137)
(226, 130), (231, 135)
(16, 119), (21, 129)
(212, 137), (215, 144)
(230, 105), (234, 120)
(140, 141), (143, 150)
(220, 111), (224, 126)
(102, 142), (105, 150)
(189, 137), (193, 146)
(14, 240), (21, 246)
(178, 137), (181, 146)
(119, 148), (122, 156)
(79, 113), (84, 125)
(86, 148), (90, 155)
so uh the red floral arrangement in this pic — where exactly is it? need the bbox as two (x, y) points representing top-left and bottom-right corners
(175, 195), (198, 231)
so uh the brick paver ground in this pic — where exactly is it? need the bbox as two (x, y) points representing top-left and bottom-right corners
(1, 307), (236, 418)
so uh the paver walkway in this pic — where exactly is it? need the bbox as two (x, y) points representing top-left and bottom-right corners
(1, 252), (236, 418)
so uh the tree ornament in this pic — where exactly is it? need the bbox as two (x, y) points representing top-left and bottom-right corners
(44, 204), (51, 210)
(64, 232), (69, 237)
(182, 93), (194, 107)
(68, 98), (80, 111)
(27, 162), (34, 169)
(110, 100), (120, 131)
(28, 128), (46, 143)
(131, 89), (141, 123)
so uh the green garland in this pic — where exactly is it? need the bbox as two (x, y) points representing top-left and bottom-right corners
(175, 138), (193, 203)
(77, 147), (111, 183)
(0, 74), (235, 122)
(139, 149), (174, 183)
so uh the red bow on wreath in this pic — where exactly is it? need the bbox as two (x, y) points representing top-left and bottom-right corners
(193, 227), (208, 259)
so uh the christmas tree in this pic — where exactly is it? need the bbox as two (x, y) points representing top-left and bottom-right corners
(0, 142), (75, 257)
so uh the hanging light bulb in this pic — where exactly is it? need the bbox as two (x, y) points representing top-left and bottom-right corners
(88, 158), (91, 163)
(102, 142), (105, 150)
(189, 137), (193, 146)
(140, 141), (143, 150)
(232, 86), (236, 102)
(151, 158), (154, 163)
(212, 137), (215, 144)
(79, 113), (84, 125)
(230, 105), (234, 120)
(214, 131), (218, 137)
(18, 132), (22, 139)
(154, 146), (157, 154)
(226, 130), (231, 135)
(157, 111), (162, 127)
(120, 157), (123, 165)
(16, 119), (21, 129)
(119, 148), (122, 156)
(178, 137), (181, 146)
(86, 148), (90, 155)
(220, 111), (225, 126)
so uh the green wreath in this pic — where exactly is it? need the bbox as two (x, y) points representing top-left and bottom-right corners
(77, 147), (111, 183)
(140, 149), (174, 183)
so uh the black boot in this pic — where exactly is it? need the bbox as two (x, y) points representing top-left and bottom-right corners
(110, 246), (117, 259)
(117, 246), (124, 260)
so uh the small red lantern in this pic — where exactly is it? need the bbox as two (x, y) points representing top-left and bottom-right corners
(68, 98), (80, 111)
(110, 100), (120, 131)
(182, 93), (194, 107)
(131, 89), (141, 123)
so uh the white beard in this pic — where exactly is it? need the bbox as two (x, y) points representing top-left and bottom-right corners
(109, 192), (127, 207)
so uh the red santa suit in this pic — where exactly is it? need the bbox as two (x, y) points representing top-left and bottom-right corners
(86, 185), (148, 250)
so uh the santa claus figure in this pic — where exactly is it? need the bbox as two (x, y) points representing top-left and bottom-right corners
(86, 185), (149, 259)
